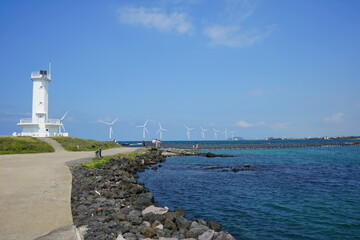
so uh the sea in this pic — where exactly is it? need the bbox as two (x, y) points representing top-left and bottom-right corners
(128, 140), (360, 240)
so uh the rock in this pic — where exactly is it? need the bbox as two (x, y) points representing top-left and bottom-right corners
(113, 212), (127, 221)
(127, 210), (142, 225)
(159, 238), (179, 240)
(156, 229), (172, 238)
(164, 219), (177, 231)
(244, 163), (250, 167)
(185, 225), (209, 238)
(208, 221), (222, 232)
(118, 222), (131, 233)
(171, 231), (185, 239)
(142, 205), (169, 215)
(198, 230), (215, 240)
(175, 216), (192, 230)
(143, 212), (165, 223)
(190, 221), (200, 229)
(214, 232), (236, 240)
(140, 227), (158, 238)
(155, 224), (164, 230)
(116, 233), (125, 240)
(143, 221), (151, 227)
(197, 219), (208, 226)
(123, 232), (137, 240)
(164, 212), (178, 221)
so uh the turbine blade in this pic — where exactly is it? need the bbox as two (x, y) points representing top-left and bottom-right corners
(111, 118), (118, 125)
(61, 111), (68, 120)
(145, 127), (149, 134)
(61, 124), (66, 132)
(100, 120), (110, 125)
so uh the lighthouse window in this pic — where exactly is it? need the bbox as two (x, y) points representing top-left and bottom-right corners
(40, 86), (43, 89)
(39, 102), (43, 104)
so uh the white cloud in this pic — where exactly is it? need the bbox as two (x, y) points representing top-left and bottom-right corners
(118, 7), (193, 34)
(235, 120), (266, 128)
(204, 24), (276, 47)
(324, 113), (345, 123)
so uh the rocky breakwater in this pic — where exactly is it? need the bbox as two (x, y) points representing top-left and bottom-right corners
(71, 149), (236, 240)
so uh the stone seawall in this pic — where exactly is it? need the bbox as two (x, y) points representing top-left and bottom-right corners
(70, 149), (236, 240)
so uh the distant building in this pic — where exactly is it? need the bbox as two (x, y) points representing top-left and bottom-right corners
(13, 70), (68, 137)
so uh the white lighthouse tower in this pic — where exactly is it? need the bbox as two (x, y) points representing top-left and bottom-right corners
(14, 69), (69, 137)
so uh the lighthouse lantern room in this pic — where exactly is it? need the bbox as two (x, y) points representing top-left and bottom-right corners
(14, 70), (69, 137)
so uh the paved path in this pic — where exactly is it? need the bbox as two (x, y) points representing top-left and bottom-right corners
(0, 140), (140, 240)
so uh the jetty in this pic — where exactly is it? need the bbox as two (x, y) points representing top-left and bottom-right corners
(150, 141), (360, 150)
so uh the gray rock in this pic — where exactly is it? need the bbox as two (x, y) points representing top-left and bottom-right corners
(118, 221), (132, 233)
(214, 232), (236, 240)
(185, 225), (209, 239)
(164, 219), (177, 231)
(208, 221), (222, 232)
(175, 216), (191, 230)
(164, 212), (178, 221)
(190, 221), (200, 229)
(197, 219), (208, 226)
(156, 229), (172, 238)
(123, 232), (137, 240)
(171, 231), (185, 239)
(198, 230), (215, 240)
(127, 210), (143, 225)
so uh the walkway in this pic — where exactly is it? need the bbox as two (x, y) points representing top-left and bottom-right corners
(0, 139), (140, 240)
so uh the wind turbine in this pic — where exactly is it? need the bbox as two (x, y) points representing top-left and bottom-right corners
(156, 122), (168, 141)
(213, 128), (221, 139)
(229, 130), (235, 140)
(200, 127), (208, 140)
(185, 125), (195, 141)
(99, 118), (118, 141)
(223, 128), (229, 140)
(137, 120), (149, 140)
(59, 111), (68, 134)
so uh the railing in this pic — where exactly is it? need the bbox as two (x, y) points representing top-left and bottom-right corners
(31, 71), (51, 79)
(19, 118), (60, 124)
(19, 118), (33, 123)
(46, 118), (60, 124)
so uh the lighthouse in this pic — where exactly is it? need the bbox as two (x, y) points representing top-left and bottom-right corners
(14, 69), (69, 137)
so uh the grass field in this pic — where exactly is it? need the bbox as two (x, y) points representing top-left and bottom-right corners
(52, 136), (120, 151)
(0, 136), (55, 154)
(81, 150), (148, 168)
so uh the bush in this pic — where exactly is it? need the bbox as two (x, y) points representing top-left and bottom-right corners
(0, 136), (54, 154)
(52, 137), (120, 151)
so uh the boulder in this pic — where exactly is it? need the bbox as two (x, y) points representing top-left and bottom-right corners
(116, 233), (125, 240)
(208, 221), (222, 232)
(185, 225), (209, 239)
(198, 230), (215, 240)
(123, 232), (137, 240)
(142, 205), (169, 215)
(127, 210), (142, 225)
(175, 216), (192, 230)
(214, 232), (236, 240)
(164, 219), (177, 231)
(164, 211), (178, 221)
(140, 227), (158, 238)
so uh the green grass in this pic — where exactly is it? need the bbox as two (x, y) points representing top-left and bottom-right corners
(52, 137), (121, 151)
(0, 136), (55, 154)
(81, 150), (148, 168)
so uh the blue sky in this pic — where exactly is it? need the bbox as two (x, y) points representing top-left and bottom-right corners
(1, 0), (360, 141)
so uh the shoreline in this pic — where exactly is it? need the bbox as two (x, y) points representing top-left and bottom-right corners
(70, 148), (236, 240)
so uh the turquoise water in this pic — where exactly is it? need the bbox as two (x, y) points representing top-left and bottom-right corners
(138, 146), (360, 240)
